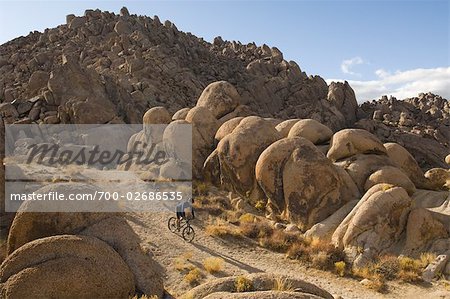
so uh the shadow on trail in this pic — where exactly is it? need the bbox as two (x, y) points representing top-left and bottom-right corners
(190, 242), (263, 274)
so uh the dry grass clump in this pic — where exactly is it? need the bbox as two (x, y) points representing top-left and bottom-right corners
(203, 257), (224, 274)
(273, 276), (294, 291)
(173, 252), (194, 273)
(205, 218), (241, 238)
(373, 255), (399, 280)
(195, 194), (233, 217)
(184, 268), (203, 285)
(286, 237), (346, 271)
(352, 253), (435, 292)
(239, 221), (273, 239)
(397, 256), (423, 283)
(235, 276), (253, 292)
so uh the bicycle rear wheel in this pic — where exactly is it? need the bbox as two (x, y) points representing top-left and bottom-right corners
(168, 217), (178, 233)
(182, 225), (195, 242)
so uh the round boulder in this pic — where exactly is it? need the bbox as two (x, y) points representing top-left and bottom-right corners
(171, 107), (190, 121)
(287, 119), (333, 145)
(6, 183), (112, 254)
(364, 166), (416, 195)
(334, 154), (395, 193)
(384, 142), (428, 188)
(275, 119), (301, 138)
(0, 235), (135, 298)
(215, 117), (244, 142)
(196, 81), (240, 119)
(327, 129), (387, 161)
(142, 106), (171, 124)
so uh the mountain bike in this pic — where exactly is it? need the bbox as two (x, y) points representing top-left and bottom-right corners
(168, 216), (195, 242)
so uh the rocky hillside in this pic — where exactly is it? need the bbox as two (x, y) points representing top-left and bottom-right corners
(356, 93), (450, 169)
(0, 7), (356, 131)
(0, 7), (448, 168)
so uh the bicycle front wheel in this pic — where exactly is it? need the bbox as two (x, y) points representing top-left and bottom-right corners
(168, 217), (178, 233)
(182, 225), (195, 242)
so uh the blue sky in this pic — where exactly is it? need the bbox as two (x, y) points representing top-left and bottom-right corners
(1, 0), (449, 101)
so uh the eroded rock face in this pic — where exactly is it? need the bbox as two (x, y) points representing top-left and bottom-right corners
(256, 137), (355, 230)
(0, 235), (135, 299)
(327, 81), (358, 126)
(332, 185), (412, 266)
(216, 116), (281, 200)
(185, 106), (220, 178)
(404, 208), (448, 256)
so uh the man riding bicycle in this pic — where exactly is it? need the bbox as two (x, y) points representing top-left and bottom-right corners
(176, 198), (195, 230)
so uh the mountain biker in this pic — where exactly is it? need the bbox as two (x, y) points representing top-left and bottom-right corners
(176, 198), (195, 230)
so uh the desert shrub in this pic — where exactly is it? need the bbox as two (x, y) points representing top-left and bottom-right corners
(365, 275), (387, 293)
(239, 221), (273, 239)
(374, 255), (399, 280)
(273, 276), (293, 291)
(235, 276), (253, 292)
(259, 231), (300, 253)
(239, 222), (260, 239)
(203, 257), (224, 274)
(286, 237), (345, 271)
(184, 268), (203, 285)
(334, 261), (346, 277)
(286, 243), (311, 262)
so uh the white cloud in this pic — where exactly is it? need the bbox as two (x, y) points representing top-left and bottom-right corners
(327, 67), (450, 103)
(340, 57), (364, 76)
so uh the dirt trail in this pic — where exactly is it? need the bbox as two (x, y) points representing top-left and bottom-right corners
(127, 211), (449, 299)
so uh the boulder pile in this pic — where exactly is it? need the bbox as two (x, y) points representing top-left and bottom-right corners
(172, 81), (448, 272)
(0, 6), (450, 294)
(356, 92), (450, 169)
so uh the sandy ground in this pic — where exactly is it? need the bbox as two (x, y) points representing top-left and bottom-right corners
(126, 210), (450, 299)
